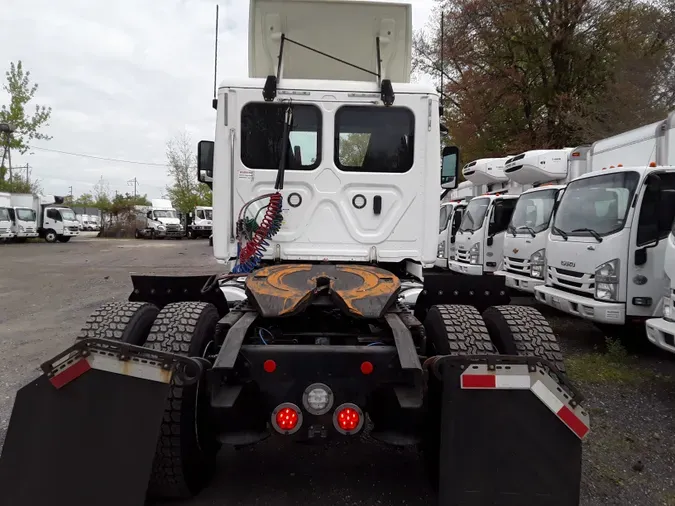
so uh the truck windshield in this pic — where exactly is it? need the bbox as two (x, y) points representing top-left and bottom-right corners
(0, 208), (9, 221)
(196, 209), (213, 220)
(154, 210), (176, 219)
(16, 208), (36, 221)
(552, 171), (639, 238)
(60, 209), (77, 221)
(508, 189), (558, 235)
(459, 197), (489, 232)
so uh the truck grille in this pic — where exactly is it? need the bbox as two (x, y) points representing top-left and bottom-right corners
(68, 226), (79, 232)
(456, 249), (470, 264)
(166, 224), (180, 231)
(547, 266), (595, 298)
(504, 256), (529, 276)
(0, 228), (7, 234)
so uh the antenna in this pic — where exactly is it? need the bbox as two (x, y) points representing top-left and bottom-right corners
(212, 4), (220, 110)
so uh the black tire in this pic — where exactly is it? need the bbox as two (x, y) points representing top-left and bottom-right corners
(209, 236), (213, 247)
(134, 229), (141, 239)
(482, 305), (566, 374)
(77, 301), (159, 345)
(57, 236), (71, 243)
(422, 304), (495, 491)
(187, 229), (194, 239)
(424, 304), (496, 356)
(145, 302), (221, 500)
(44, 229), (57, 243)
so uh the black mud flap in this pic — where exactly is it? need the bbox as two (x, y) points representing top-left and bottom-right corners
(430, 356), (588, 506)
(0, 339), (201, 506)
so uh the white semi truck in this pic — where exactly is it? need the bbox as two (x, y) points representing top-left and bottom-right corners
(134, 199), (184, 239)
(38, 196), (80, 243)
(535, 112), (675, 334)
(0, 192), (15, 240)
(447, 157), (521, 275)
(9, 193), (40, 242)
(494, 147), (591, 293)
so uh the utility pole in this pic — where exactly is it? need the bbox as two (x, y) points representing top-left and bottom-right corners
(12, 164), (29, 184)
(68, 186), (73, 198)
(127, 177), (138, 199)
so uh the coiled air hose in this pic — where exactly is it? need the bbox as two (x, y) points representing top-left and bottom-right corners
(232, 192), (283, 274)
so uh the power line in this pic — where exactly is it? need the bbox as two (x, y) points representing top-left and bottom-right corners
(30, 146), (168, 167)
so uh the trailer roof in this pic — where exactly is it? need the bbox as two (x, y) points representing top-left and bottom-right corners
(248, 0), (412, 83)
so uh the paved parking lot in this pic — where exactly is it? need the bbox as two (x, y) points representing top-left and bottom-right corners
(1, 236), (674, 505)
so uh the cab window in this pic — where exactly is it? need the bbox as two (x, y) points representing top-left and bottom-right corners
(334, 106), (414, 173)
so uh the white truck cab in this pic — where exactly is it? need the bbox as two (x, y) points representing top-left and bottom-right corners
(0, 192), (15, 240)
(436, 198), (469, 268)
(9, 193), (39, 241)
(186, 206), (213, 239)
(645, 231), (675, 353)
(135, 199), (184, 239)
(198, 0), (454, 279)
(39, 196), (80, 243)
(535, 165), (675, 328)
(495, 147), (590, 293)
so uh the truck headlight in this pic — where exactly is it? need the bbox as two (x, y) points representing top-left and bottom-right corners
(530, 249), (545, 279)
(158, 225), (166, 231)
(595, 259), (619, 301)
(19, 225), (25, 232)
(438, 241), (445, 257)
(469, 243), (480, 265)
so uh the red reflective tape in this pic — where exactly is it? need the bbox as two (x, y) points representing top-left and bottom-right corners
(557, 405), (589, 439)
(49, 358), (91, 389)
(461, 374), (496, 388)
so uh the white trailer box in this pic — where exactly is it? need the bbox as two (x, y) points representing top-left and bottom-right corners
(589, 119), (666, 171)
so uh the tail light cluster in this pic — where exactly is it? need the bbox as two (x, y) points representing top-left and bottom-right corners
(270, 383), (364, 436)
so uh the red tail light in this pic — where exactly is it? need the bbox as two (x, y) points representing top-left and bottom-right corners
(271, 403), (303, 435)
(333, 403), (364, 435)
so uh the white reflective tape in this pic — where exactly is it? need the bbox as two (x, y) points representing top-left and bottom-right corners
(88, 354), (172, 384)
(495, 374), (531, 389)
(531, 379), (564, 413)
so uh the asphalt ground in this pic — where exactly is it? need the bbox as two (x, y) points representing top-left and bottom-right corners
(1, 236), (674, 505)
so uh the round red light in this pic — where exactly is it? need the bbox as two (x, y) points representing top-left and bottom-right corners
(263, 360), (276, 373)
(360, 361), (373, 375)
(275, 407), (299, 431)
(336, 407), (360, 431)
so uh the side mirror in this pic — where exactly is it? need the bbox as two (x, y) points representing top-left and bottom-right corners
(441, 146), (459, 190)
(641, 174), (662, 251)
(197, 140), (214, 183)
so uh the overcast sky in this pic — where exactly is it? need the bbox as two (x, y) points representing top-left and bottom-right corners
(0, 0), (437, 200)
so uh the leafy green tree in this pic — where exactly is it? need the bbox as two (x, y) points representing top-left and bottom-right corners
(73, 193), (95, 206)
(337, 133), (370, 167)
(165, 132), (212, 214)
(0, 61), (52, 156)
(414, 0), (675, 161)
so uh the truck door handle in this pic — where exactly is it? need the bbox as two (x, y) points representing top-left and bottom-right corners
(373, 195), (382, 215)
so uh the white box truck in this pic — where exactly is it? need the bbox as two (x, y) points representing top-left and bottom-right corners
(494, 146), (591, 293)
(447, 157), (521, 275)
(38, 195), (80, 243)
(535, 114), (675, 336)
(0, 192), (15, 240)
(9, 193), (40, 241)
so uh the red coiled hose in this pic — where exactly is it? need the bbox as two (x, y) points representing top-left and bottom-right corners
(239, 192), (283, 264)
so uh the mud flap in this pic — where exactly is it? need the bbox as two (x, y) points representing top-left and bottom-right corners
(431, 356), (588, 506)
(0, 339), (201, 506)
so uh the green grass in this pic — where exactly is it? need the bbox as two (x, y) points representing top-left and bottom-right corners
(566, 337), (667, 385)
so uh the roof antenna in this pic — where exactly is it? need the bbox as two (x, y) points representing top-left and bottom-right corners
(212, 4), (219, 110)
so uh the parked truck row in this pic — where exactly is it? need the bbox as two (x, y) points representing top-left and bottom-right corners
(438, 110), (675, 353)
(0, 192), (80, 243)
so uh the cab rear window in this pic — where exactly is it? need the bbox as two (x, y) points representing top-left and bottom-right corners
(241, 103), (321, 170)
(334, 106), (414, 173)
